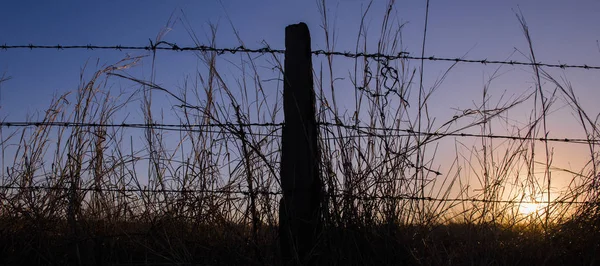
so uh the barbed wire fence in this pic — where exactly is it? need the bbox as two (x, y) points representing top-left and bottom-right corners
(1, 41), (598, 208)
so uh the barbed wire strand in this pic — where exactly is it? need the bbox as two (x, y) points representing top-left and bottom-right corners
(318, 122), (600, 145)
(0, 185), (281, 196)
(0, 121), (282, 128)
(0, 121), (284, 137)
(1, 121), (597, 145)
(1, 42), (599, 70)
(0, 185), (590, 204)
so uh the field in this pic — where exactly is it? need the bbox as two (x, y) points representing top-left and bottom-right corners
(1, 2), (600, 265)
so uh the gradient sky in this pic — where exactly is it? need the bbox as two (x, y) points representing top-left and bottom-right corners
(1, 0), (599, 197)
(1, 0), (599, 113)
(1, 0), (599, 114)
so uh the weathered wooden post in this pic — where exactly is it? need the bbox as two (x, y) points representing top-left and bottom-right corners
(279, 22), (322, 265)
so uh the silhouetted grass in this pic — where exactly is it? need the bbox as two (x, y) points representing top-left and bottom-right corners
(0, 1), (599, 265)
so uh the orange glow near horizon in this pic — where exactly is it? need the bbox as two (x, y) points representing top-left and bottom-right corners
(519, 202), (545, 216)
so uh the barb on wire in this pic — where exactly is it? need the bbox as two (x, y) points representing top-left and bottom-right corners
(318, 121), (600, 145)
(2, 43), (600, 70)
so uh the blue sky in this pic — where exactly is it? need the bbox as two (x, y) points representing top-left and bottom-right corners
(1, 0), (599, 196)
(1, 0), (598, 119)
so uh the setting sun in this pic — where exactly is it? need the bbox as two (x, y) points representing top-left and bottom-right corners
(519, 202), (545, 216)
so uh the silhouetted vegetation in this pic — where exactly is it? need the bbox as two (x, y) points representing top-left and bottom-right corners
(1, 1), (599, 265)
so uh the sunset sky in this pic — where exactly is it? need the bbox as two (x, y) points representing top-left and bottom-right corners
(1, 0), (599, 203)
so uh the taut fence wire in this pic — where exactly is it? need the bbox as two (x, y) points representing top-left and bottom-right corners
(2, 41), (600, 70)
(1, 121), (596, 145)
(0, 121), (283, 129)
(0, 185), (281, 195)
(0, 185), (589, 205)
(317, 122), (600, 145)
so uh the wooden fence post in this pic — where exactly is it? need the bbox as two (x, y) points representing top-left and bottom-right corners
(279, 22), (322, 265)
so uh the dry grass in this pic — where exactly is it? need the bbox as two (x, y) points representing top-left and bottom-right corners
(1, 1), (599, 265)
